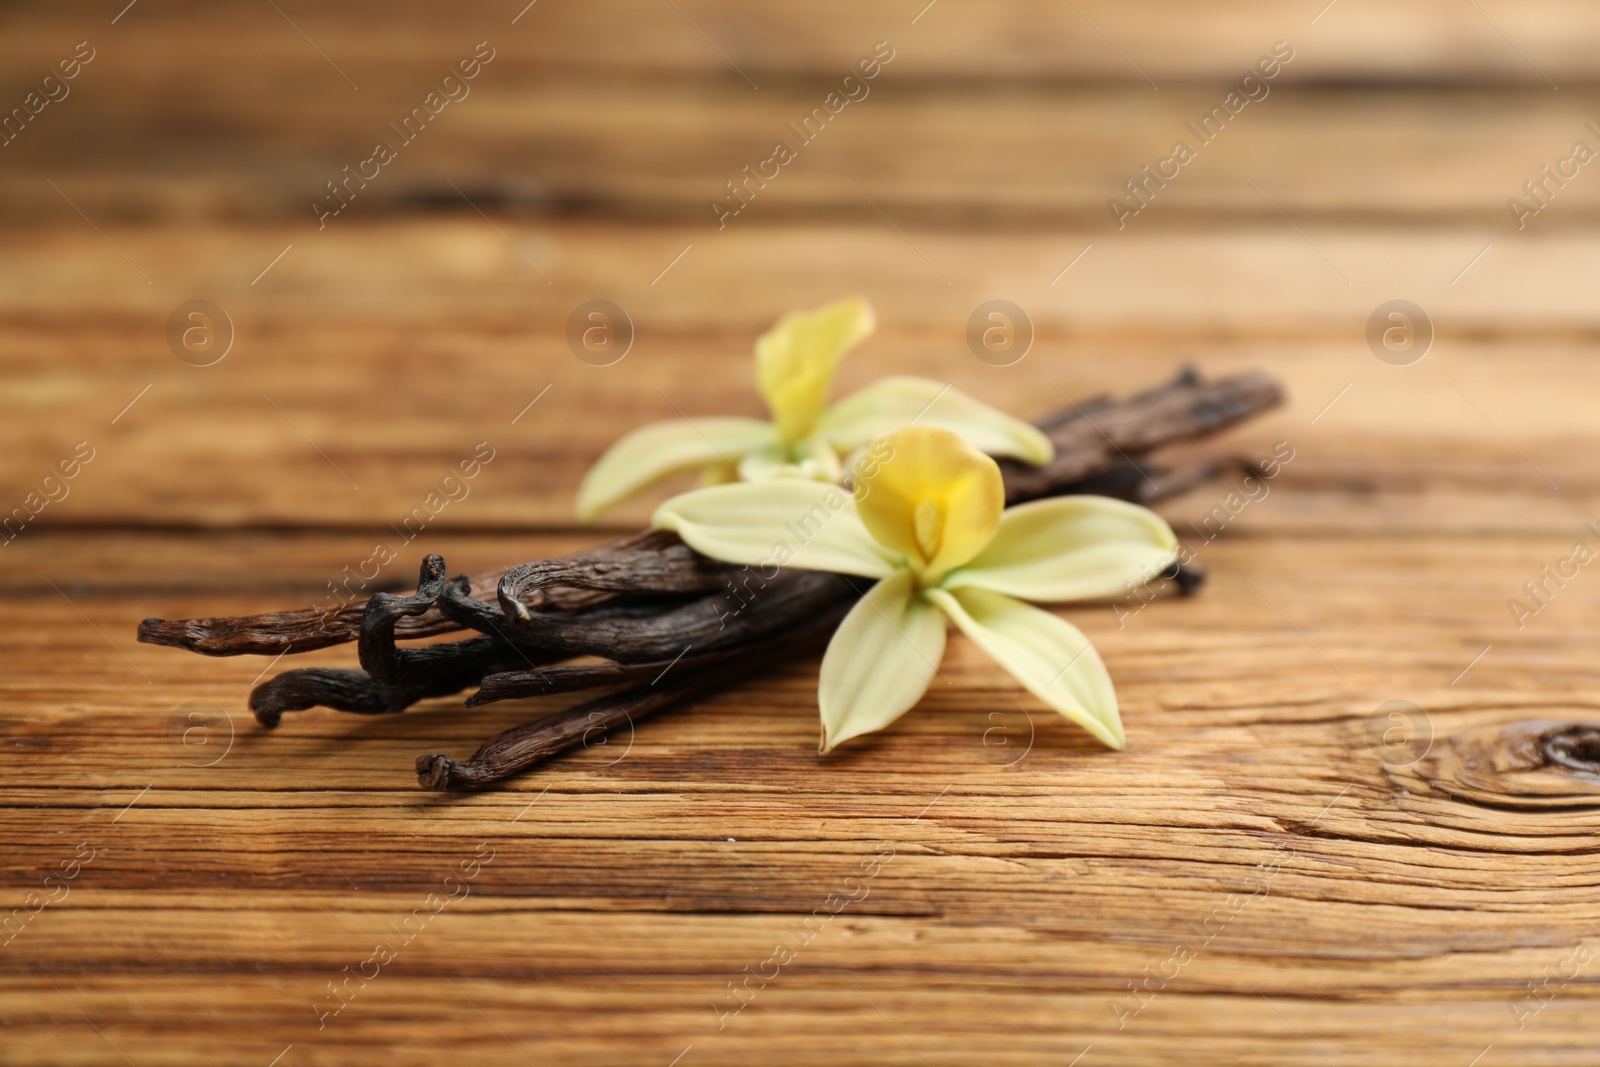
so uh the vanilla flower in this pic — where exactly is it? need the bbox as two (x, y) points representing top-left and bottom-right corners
(576, 297), (1053, 520)
(653, 426), (1179, 752)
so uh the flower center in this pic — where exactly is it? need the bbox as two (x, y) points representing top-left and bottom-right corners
(912, 499), (944, 565)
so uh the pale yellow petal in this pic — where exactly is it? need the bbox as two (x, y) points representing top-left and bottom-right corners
(926, 586), (1123, 749)
(793, 439), (844, 483)
(818, 570), (946, 753)
(942, 496), (1178, 603)
(575, 418), (776, 521)
(736, 444), (794, 483)
(735, 440), (841, 483)
(816, 376), (1055, 465)
(652, 480), (899, 578)
(854, 426), (1004, 580)
(755, 297), (875, 443)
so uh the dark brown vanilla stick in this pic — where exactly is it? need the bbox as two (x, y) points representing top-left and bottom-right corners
(246, 556), (855, 726)
(1002, 368), (1282, 501)
(417, 672), (725, 791)
(252, 658), (528, 726)
(135, 529), (700, 657)
(421, 564), (1206, 791)
(137, 369), (1282, 658)
(468, 592), (858, 706)
(416, 603), (851, 790)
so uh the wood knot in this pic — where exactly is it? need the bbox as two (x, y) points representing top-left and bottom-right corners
(1391, 717), (1600, 810)
(1540, 725), (1600, 778)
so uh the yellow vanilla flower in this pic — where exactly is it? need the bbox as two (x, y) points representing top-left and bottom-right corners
(575, 297), (1054, 520)
(653, 426), (1179, 752)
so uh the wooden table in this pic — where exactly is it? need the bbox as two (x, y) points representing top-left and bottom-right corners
(4, 3), (1599, 1063)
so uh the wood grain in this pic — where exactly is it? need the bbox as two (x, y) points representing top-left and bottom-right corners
(5, 1), (1599, 85)
(2, 222), (1599, 531)
(8, 86), (1600, 226)
(5, 532), (1600, 1064)
(5, 0), (1600, 1064)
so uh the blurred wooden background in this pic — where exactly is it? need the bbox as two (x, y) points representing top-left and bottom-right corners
(4, 1), (1600, 1064)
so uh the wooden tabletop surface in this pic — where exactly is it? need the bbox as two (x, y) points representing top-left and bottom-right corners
(5, 2), (1600, 1064)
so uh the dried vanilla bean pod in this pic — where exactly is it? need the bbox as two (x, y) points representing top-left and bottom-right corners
(468, 590), (858, 705)
(427, 569), (1212, 791)
(436, 565), (845, 663)
(417, 672), (721, 791)
(252, 633), (557, 726)
(495, 539), (739, 623)
(253, 570), (853, 724)
(251, 649), (533, 725)
(358, 555), (474, 684)
(136, 529), (682, 657)
(418, 601), (852, 790)
(1000, 369), (1283, 502)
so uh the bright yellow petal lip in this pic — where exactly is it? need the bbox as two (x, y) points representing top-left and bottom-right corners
(755, 297), (875, 443)
(854, 426), (1005, 580)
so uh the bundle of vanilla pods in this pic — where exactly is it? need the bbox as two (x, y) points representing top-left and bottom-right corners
(138, 369), (1282, 790)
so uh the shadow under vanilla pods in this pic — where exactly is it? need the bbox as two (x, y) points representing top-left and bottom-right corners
(1113, 439), (1295, 629)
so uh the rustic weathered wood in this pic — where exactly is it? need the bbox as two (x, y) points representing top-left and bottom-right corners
(6, 530), (1600, 1064)
(5, 223), (1600, 535)
(14, 87), (1600, 228)
(7, 0), (1600, 87)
